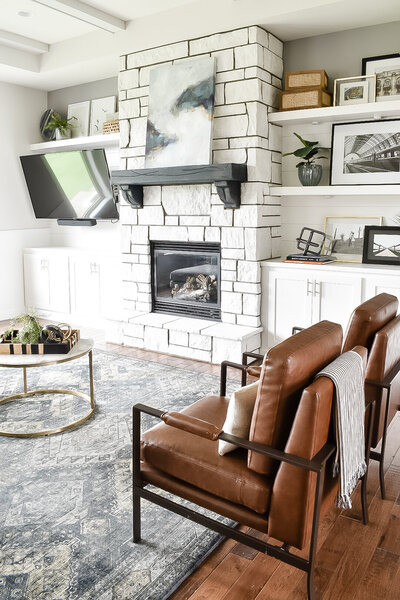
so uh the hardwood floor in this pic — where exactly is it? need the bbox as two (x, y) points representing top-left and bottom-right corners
(1, 320), (398, 598)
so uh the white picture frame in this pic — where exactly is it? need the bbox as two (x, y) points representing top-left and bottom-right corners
(333, 75), (376, 107)
(67, 101), (90, 138)
(324, 215), (383, 262)
(89, 96), (116, 136)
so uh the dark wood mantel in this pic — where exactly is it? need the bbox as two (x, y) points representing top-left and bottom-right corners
(111, 163), (247, 209)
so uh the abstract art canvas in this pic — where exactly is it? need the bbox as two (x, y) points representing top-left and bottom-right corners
(145, 58), (215, 167)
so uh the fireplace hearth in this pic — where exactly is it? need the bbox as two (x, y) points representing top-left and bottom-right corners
(151, 241), (221, 320)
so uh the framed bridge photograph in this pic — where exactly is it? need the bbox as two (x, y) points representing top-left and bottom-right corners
(363, 225), (400, 265)
(330, 119), (400, 185)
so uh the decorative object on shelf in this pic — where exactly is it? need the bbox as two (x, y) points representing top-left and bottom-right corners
(1, 313), (42, 345)
(330, 119), (400, 185)
(333, 75), (376, 106)
(145, 57), (215, 168)
(103, 116), (120, 134)
(285, 69), (328, 91)
(324, 215), (382, 262)
(0, 327), (80, 355)
(283, 132), (327, 185)
(44, 111), (75, 140)
(90, 96), (116, 136)
(362, 225), (400, 265)
(67, 100), (90, 137)
(39, 109), (56, 141)
(362, 53), (400, 102)
(286, 227), (333, 262)
(41, 323), (72, 344)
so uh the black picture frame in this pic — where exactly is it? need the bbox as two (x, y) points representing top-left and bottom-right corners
(361, 53), (400, 75)
(330, 118), (400, 186)
(361, 53), (400, 102)
(362, 225), (400, 265)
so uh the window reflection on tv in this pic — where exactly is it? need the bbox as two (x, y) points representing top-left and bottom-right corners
(20, 149), (119, 220)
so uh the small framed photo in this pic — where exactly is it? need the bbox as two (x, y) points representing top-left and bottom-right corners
(324, 216), (383, 262)
(333, 75), (376, 106)
(362, 53), (400, 102)
(363, 225), (400, 265)
(90, 96), (116, 135)
(330, 119), (400, 185)
(67, 101), (90, 138)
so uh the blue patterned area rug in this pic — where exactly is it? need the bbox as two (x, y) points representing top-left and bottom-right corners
(0, 350), (235, 600)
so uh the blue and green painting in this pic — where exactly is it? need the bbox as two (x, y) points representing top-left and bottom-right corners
(145, 58), (215, 167)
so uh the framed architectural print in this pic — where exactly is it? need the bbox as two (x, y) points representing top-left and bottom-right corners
(362, 53), (400, 102)
(90, 96), (116, 135)
(330, 119), (400, 185)
(333, 75), (376, 106)
(363, 225), (400, 265)
(67, 101), (90, 138)
(324, 215), (383, 262)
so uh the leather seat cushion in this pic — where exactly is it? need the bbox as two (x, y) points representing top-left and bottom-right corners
(141, 395), (273, 514)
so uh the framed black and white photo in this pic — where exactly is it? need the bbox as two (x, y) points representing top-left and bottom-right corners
(324, 216), (382, 262)
(333, 75), (376, 106)
(362, 53), (400, 102)
(363, 225), (400, 265)
(330, 119), (400, 185)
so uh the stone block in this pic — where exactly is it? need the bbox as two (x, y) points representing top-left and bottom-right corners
(140, 96), (149, 107)
(123, 335), (145, 349)
(138, 206), (164, 226)
(164, 317), (216, 333)
(221, 291), (242, 314)
(210, 206), (233, 227)
(246, 102), (269, 138)
(221, 281), (233, 291)
(263, 49), (283, 78)
(119, 55), (126, 70)
(237, 260), (260, 283)
(188, 227), (204, 241)
(221, 312), (236, 324)
(234, 44), (264, 69)
(165, 216), (179, 225)
(212, 48), (234, 71)
(143, 186), (162, 205)
(212, 338), (243, 364)
(230, 136), (269, 149)
(247, 147), (272, 182)
(221, 270), (237, 282)
(221, 259), (236, 271)
(127, 86), (149, 99)
(214, 103), (246, 117)
(130, 116), (147, 147)
(119, 205), (137, 225)
(271, 236), (281, 258)
(162, 185), (211, 215)
(212, 139), (229, 150)
(119, 69), (139, 90)
(222, 227), (244, 248)
(121, 225), (132, 253)
(245, 227), (271, 261)
(119, 99), (140, 119)
(216, 69), (245, 84)
(237, 314), (261, 328)
(240, 182), (264, 205)
(124, 146), (145, 157)
(262, 82), (280, 108)
(213, 148), (246, 164)
(131, 243), (149, 255)
(213, 114), (248, 139)
(242, 293), (261, 315)
(245, 332), (262, 352)
(139, 255), (151, 265)
(150, 225), (188, 241)
(225, 79), (262, 103)
(169, 345), (211, 362)
(189, 28), (248, 55)
(221, 248), (244, 259)
(234, 282), (262, 294)
(137, 282), (151, 293)
(272, 162), (282, 184)
(234, 205), (271, 227)
(248, 26), (269, 48)
(215, 83), (225, 105)
(127, 156), (145, 169)
(189, 333), (212, 351)
(119, 119), (130, 149)
(127, 41), (188, 68)
(245, 66), (271, 83)
(132, 264), (151, 283)
(144, 326), (169, 352)
(119, 91), (127, 100)
(170, 330), (189, 346)
(269, 123), (282, 152)
(179, 216), (210, 226)
(269, 33), (283, 57)
(124, 321), (144, 339)
(205, 227), (221, 242)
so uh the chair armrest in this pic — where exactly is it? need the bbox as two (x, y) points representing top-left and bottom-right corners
(366, 355), (400, 391)
(161, 411), (222, 441)
(292, 326), (304, 335)
(220, 360), (248, 396)
(242, 351), (264, 365)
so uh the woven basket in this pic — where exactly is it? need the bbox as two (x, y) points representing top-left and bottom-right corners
(103, 119), (120, 134)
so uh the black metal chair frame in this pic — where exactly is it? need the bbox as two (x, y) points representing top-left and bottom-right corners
(132, 360), (377, 600)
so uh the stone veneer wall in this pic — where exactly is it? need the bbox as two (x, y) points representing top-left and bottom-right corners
(118, 26), (283, 362)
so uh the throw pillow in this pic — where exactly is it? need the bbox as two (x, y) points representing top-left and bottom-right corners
(218, 380), (259, 456)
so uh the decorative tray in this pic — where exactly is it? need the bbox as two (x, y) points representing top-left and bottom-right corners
(0, 329), (80, 355)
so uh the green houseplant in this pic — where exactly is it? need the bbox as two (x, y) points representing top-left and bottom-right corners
(283, 132), (327, 186)
(45, 112), (75, 140)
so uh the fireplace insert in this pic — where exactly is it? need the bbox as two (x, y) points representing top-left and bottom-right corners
(151, 241), (221, 320)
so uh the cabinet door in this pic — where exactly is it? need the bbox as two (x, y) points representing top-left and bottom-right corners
(24, 253), (51, 310)
(72, 258), (101, 318)
(99, 257), (122, 319)
(364, 275), (400, 306)
(312, 272), (363, 333)
(48, 254), (70, 314)
(266, 271), (313, 347)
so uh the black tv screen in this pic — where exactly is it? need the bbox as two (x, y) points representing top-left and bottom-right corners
(20, 149), (119, 220)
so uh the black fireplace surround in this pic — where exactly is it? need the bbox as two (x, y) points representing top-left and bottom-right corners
(151, 241), (221, 321)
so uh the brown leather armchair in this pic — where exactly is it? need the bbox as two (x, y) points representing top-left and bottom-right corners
(133, 321), (368, 600)
(240, 292), (400, 499)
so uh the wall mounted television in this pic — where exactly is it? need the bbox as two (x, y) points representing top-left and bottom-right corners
(20, 149), (119, 225)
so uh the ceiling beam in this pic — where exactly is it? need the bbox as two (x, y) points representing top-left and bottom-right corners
(0, 30), (48, 54)
(31, 0), (126, 33)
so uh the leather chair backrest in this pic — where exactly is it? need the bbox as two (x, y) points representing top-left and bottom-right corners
(366, 314), (400, 447)
(248, 320), (343, 475)
(268, 345), (367, 550)
(342, 293), (398, 353)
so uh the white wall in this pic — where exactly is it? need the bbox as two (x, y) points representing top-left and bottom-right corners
(0, 82), (50, 319)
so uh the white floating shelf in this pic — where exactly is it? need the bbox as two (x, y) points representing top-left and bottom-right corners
(30, 132), (120, 152)
(270, 185), (400, 196)
(269, 100), (400, 126)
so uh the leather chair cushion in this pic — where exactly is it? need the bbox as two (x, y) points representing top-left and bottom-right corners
(141, 395), (273, 514)
(342, 293), (398, 353)
(248, 320), (342, 475)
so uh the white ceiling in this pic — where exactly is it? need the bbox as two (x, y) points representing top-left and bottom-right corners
(0, 0), (399, 91)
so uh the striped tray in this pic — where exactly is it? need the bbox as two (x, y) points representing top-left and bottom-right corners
(0, 329), (80, 355)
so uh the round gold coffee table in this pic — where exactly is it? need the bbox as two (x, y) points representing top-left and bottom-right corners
(0, 338), (95, 437)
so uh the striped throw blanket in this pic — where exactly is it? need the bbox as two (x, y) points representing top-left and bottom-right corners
(316, 350), (367, 509)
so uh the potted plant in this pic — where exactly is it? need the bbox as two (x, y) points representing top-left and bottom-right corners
(283, 132), (327, 186)
(45, 112), (75, 140)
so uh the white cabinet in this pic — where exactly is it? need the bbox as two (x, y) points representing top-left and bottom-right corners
(265, 265), (362, 347)
(24, 251), (70, 315)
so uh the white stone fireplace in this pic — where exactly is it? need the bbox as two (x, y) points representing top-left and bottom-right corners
(118, 25), (283, 363)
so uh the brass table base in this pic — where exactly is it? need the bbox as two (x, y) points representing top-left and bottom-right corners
(0, 344), (95, 437)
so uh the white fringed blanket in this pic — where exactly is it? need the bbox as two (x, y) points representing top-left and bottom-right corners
(316, 350), (367, 509)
